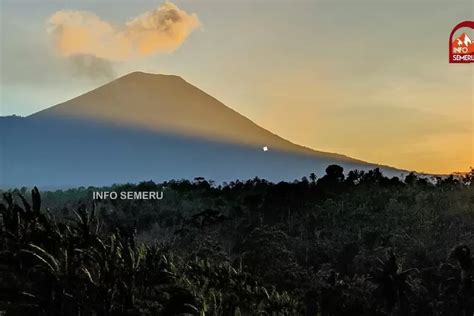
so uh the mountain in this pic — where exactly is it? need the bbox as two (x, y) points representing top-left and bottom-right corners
(1, 72), (406, 188)
(30, 72), (341, 157)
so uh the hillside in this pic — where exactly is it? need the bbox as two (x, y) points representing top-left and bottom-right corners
(1, 72), (405, 187)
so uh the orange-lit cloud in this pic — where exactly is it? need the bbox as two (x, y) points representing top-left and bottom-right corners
(47, 1), (200, 61)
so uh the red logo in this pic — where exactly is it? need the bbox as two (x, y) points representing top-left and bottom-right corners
(449, 21), (474, 63)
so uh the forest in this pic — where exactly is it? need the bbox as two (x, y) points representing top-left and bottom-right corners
(1, 165), (473, 315)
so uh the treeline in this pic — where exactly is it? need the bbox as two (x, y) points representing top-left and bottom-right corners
(1, 166), (473, 315)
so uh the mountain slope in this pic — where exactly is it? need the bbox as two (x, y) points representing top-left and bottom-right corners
(1, 72), (406, 188)
(30, 72), (351, 160)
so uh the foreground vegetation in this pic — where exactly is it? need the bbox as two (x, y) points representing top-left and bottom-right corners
(1, 166), (473, 315)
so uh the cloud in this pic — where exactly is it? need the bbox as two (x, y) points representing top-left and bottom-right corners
(47, 1), (200, 61)
(66, 54), (115, 79)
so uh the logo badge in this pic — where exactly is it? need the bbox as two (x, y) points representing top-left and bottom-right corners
(449, 21), (474, 63)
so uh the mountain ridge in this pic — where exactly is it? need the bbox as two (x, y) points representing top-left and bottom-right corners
(1, 71), (408, 187)
(29, 71), (366, 162)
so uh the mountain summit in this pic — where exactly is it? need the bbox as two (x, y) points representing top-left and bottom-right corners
(2, 72), (405, 187)
(32, 72), (301, 153)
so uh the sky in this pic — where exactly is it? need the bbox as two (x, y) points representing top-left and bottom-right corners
(0, 0), (473, 174)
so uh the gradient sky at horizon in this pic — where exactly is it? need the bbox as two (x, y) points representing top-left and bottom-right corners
(1, 0), (473, 174)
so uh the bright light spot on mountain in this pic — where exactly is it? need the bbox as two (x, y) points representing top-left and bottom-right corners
(263, 146), (268, 152)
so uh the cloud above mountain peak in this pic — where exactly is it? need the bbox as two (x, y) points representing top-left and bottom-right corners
(47, 1), (201, 61)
